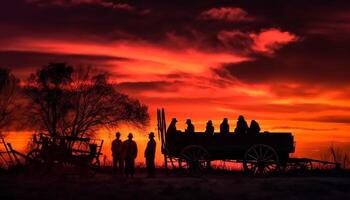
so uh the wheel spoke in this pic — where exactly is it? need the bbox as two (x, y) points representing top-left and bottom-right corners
(252, 148), (259, 159)
(188, 150), (194, 159)
(262, 153), (274, 161)
(247, 153), (258, 160)
(195, 148), (201, 157)
(262, 148), (268, 158)
(259, 146), (263, 159)
(251, 164), (257, 172)
(244, 144), (279, 175)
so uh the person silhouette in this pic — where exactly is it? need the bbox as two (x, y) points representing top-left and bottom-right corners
(111, 132), (124, 175)
(122, 133), (138, 177)
(185, 119), (195, 134)
(220, 118), (229, 135)
(248, 120), (261, 135)
(205, 120), (214, 136)
(145, 132), (156, 177)
(167, 118), (178, 135)
(235, 115), (248, 135)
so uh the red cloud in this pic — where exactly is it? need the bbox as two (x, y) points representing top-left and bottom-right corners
(250, 28), (298, 54)
(199, 7), (249, 22)
(217, 28), (298, 54)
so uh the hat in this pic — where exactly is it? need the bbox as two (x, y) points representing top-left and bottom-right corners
(171, 118), (178, 122)
(149, 132), (155, 138)
(128, 133), (133, 138)
(186, 119), (191, 124)
(238, 115), (245, 120)
(116, 132), (121, 136)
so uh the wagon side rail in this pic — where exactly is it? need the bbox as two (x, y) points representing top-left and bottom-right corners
(70, 139), (104, 155)
(288, 157), (341, 169)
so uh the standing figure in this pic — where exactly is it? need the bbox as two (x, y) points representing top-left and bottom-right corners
(248, 120), (261, 135)
(205, 120), (214, 136)
(122, 133), (138, 177)
(111, 132), (123, 175)
(220, 118), (230, 135)
(144, 132), (156, 177)
(185, 119), (195, 134)
(235, 115), (248, 135)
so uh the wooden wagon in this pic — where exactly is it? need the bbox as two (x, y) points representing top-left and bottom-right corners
(157, 109), (339, 176)
(25, 133), (103, 171)
(1, 133), (103, 174)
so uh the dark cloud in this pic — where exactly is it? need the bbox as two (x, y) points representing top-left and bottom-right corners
(2, 0), (350, 87)
(3, 0), (349, 41)
(297, 115), (350, 124)
(0, 50), (129, 74)
(215, 36), (350, 87)
(115, 81), (180, 93)
(0, 0), (318, 54)
(26, 0), (135, 11)
(0, 0), (152, 44)
(216, 102), (350, 115)
(198, 7), (249, 22)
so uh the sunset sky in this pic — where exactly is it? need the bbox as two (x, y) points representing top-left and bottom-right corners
(1, 0), (350, 163)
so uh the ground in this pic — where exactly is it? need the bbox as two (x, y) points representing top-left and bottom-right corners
(1, 168), (350, 200)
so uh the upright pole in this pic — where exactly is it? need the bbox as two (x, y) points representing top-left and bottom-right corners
(161, 108), (167, 144)
(157, 109), (161, 142)
(161, 109), (168, 172)
(1, 136), (14, 164)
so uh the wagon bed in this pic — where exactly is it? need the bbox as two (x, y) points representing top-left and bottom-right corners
(166, 132), (295, 162)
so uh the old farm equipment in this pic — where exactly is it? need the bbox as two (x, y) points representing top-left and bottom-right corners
(157, 109), (340, 176)
(25, 133), (103, 171)
(0, 133), (103, 173)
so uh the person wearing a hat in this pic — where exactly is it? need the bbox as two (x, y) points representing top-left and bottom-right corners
(234, 115), (248, 135)
(144, 132), (156, 177)
(205, 120), (214, 136)
(111, 132), (124, 175)
(122, 133), (138, 177)
(166, 118), (178, 136)
(220, 118), (229, 135)
(185, 119), (195, 134)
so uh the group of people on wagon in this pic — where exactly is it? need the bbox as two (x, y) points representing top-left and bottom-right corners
(167, 115), (261, 136)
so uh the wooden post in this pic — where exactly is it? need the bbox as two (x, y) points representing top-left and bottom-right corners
(7, 143), (21, 166)
(1, 136), (14, 164)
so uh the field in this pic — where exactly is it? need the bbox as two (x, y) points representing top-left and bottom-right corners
(1, 168), (350, 200)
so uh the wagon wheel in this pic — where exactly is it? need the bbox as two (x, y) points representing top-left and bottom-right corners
(25, 149), (45, 168)
(85, 156), (100, 177)
(89, 156), (100, 170)
(180, 145), (211, 176)
(243, 144), (280, 176)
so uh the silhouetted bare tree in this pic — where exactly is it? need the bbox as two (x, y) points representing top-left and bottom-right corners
(24, 63), (73, 137)
(62, 66), (149, 138)
(0, 68), (19, 133)
(24, 63), (149, 138)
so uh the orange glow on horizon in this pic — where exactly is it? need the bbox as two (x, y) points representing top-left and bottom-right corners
(1, 30), (350, 167)
(4, 115), (350, 166)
